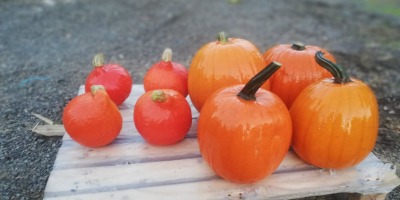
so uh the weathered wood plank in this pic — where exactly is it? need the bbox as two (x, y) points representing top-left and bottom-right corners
(44, 161), (397, 200)
(46, 152), (382, 195)
(53, 138), (201, 170)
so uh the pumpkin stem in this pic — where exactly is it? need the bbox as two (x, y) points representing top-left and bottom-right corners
(93, 54), (104, 68)
(237, 62), (281, 101)
(315, 51), (351, 84)
(152, 90), (167, 102)
(218, 32), (230, 45)
(291, 42), (306, 50)
(161, 48), (173, 62)
(91, 85), (106, 95)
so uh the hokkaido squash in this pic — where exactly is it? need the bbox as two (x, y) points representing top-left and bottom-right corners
(290, 51), (379, 169)
(85, 54), (132, 106)
(263, 43), (336, 108)
(188, 32), (269, 112)
(63, 85), (122, 147)
(198, 62), (292, 183)
(144, 48), (189, 97)
(134, 89), (192, 145)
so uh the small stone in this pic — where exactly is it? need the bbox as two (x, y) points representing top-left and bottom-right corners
(379, 53), (393, 61)
(37, 139), (44, 143)
(385, 124), (393, 129)
(383, 106), (389, 110)
(118, 54), (124, 59)
(4, 108), (16, 114)
(389, 110), (395, 114)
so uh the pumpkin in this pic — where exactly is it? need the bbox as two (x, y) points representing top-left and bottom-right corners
(144, 48), (189, 97)
(85, 54), (132, 106)
(63, 85), (122, 147)
(198, 62), (292, 183)
(134, 89), (192, 145)
(263, 43), (336, 109)
(188, 32), (269, 112)
(290, 51), (379, 169)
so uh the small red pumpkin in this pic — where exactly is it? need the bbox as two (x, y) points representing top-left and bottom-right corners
(63, 85), (122, 147)
(134, 89), (192, 145)
(85, 54), (132, 106)
(144, 49), (189, 97)
(188, 32), (269, 112)
(198, 62), (292, 183)
(290, 51), (379, 169)
(263, 43), (336, 108)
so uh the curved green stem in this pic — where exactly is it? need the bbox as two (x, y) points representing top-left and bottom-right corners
(237, 62), (281, 100)
(218, 32), (229, 45)
(291, 42), (306, 50)
(315, 51), (351, 84)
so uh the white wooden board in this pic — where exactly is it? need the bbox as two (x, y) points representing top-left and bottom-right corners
(44, 85), (400, 200)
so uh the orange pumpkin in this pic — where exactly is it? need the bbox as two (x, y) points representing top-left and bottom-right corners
(198, 62), (292, 183)
(63, 85), (122, 147)
(188, 32), (269, 112)
(290, 51), (379, 169)
(85, 54), (132, 106)
(134, 89), (192, 145)
(263, 43), (336, 108)
(144, 49), (189, 97)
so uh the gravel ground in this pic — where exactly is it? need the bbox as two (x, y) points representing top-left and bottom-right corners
(0, 0), (399, 199)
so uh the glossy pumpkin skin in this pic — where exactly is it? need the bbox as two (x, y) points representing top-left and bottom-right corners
(63, 89), (122, 147)
(85, 63), (132, 106)
(144, 51), (188, 97)
(290, 78), (379, 169)
(263, 44), (336, 108)
(188, 37), (269, 112)
(134, 89), (192, 145)
(198, 85), (292, 183)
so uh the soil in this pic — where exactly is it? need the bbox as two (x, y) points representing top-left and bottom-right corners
(0, 0), (399, 199)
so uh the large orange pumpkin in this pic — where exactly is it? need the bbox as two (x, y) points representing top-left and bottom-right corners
(63, 85), (122, 147)
(188, 32), (269, 112)
(263, 43), (336, 109)
(290, 51), (379, 169)
(198, 62), (292, 183)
